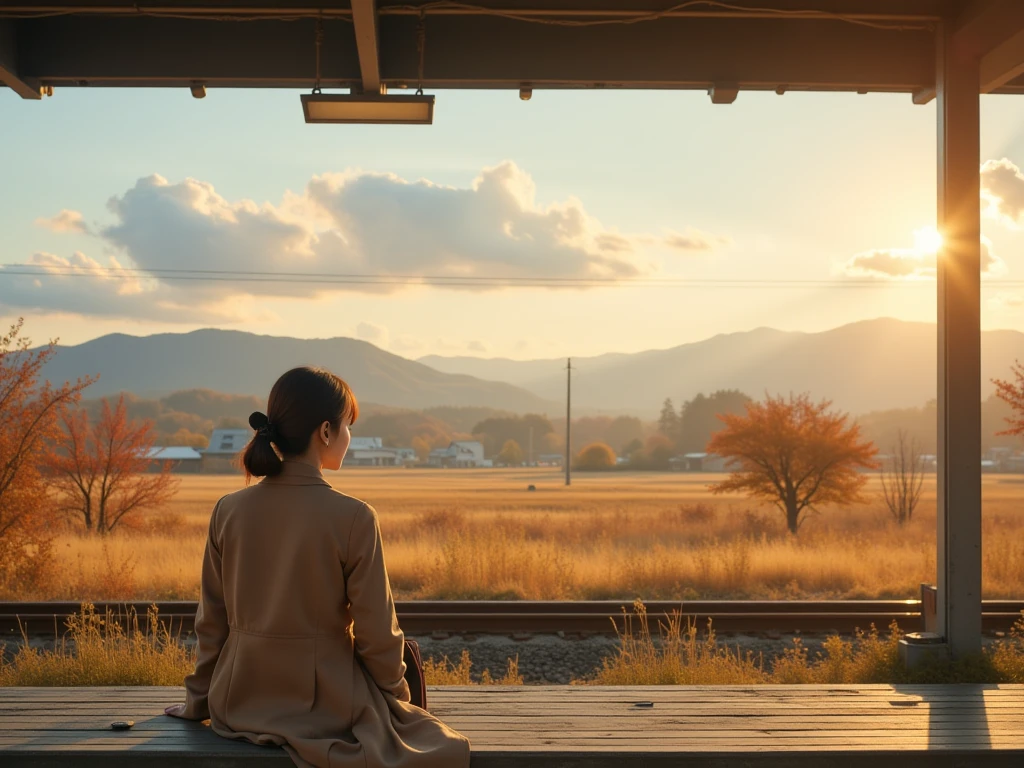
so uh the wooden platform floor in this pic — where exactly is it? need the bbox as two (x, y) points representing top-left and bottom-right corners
(2, 685), (1024, 767)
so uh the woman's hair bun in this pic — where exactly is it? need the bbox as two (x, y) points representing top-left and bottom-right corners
(249, 411), (270, 431)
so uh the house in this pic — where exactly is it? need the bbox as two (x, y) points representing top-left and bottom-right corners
(350, 437), (384, 450)
(669, 453), (730, 472)
(393, 448), (417, 464)
(345, 448), (399, 467)
(344, 438), (418, 467)
(200, 428), (250, 473)
(143, 446), (202, 474)
(538, 453), (564, 467)
(428, 441), (489, 468)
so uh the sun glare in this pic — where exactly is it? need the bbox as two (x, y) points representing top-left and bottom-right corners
(912, 226), (943, 255)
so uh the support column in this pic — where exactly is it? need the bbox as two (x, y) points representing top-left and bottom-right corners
(936, 22), (982, 658)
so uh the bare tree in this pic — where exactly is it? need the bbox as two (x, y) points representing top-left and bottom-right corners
(880, 429), (925, 526)
(47, 395), (178, 534)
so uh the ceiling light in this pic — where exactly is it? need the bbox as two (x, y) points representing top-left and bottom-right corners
(301, 93), (434, 124)
(519, 87), (533, 101)
(190, 83), (206, 99)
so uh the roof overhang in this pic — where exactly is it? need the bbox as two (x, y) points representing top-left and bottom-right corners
(2, 2), (1024, 103)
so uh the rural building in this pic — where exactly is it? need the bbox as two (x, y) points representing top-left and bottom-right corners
(350, 437), (384, 450)
(143, 446), (202, 474)
(200, 428), (250, 473)
(670, 453), (730, 472)
(345, 438), (417, 467)
(429, 441), (489, 468)
(538, 453), (564, 467)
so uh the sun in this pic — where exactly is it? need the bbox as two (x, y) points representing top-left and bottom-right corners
(913, 226), (943, 255)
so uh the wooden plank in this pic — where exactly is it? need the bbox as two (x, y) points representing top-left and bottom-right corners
(2, 685), (1023, 768)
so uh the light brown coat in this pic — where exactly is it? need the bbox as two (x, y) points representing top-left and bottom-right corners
(178, 460), (471, 768)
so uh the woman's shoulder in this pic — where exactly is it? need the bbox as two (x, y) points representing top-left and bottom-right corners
(224, 481), (371, 513)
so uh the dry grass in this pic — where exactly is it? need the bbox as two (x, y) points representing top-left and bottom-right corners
(423, 651), (524, 686)
(4, 601), (1021, 687)
(0, 604), (194, 686)
(8, 469), (1024, 601)
(586, 600), (1024, 685)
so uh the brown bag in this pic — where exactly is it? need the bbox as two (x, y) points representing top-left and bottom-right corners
(403, 639), (427, 710)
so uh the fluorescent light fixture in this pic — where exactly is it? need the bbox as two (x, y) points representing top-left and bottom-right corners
(301, 93), (434, 124)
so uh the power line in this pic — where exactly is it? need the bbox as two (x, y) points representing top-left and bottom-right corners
(1, 264), (1018, 289)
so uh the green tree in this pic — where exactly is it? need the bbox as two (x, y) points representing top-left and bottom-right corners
(606, 416), (645, 456)
(645, 434), (675, 470)
(657, 398), (680, 444)
(472, 414), (554, 456)
(677, 390), (752, 454)
(574, 442), (616, 471)
(497, 439), (524, 466)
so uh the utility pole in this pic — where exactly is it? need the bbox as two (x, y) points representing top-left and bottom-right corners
(565, 357), (572, 486)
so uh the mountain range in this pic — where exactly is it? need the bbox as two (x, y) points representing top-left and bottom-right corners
(421, 318), (1024, 415)
(39, 330), (557, 413)
(39, 319), (1024, 417)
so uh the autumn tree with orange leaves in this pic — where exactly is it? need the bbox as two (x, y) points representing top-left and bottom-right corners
(994, 360), (1024, 437)
(708, 394), (878, 534)
(47, 395), (179, 535)
(0, 319), (93, 593)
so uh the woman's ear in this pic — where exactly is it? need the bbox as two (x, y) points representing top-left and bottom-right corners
(321, 421), (331, 446)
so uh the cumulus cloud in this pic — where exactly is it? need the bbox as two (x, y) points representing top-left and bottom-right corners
(843, 233), (1004, 279)
(305, 162), (645, 282)
(0, 252), (250, 322)
(35, 209), (90, 234)
(981, 158), (1024, 225)
(14, 163), (725, 321)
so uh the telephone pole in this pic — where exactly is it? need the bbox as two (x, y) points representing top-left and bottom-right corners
(565, 357), (572, 486)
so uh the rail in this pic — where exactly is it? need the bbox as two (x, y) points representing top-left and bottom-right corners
(3, 599), (1022, 639)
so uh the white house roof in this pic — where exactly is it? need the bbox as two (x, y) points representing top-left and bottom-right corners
(145, 447), (203, 461)
(350, 437), (384, 450)
(203, 428), (251, 455)
(349, 448), (398, 459)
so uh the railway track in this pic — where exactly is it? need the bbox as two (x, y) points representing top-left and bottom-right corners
(3, 599), (1023, 639)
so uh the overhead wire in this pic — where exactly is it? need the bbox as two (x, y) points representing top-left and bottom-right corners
(0, 264), (1017, 289)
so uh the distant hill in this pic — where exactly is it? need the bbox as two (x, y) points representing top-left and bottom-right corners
(40, 329), (559, 413)
(422, 319), (1024, 416)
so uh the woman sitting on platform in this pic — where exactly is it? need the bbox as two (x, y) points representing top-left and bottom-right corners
(165, 366), (470, 768)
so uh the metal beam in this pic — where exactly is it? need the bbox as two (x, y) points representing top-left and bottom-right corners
(936, 19), (983, 659)
(14, 15), (936, 93)
(351, 0), (381, 94)
(0, 20), (41, 98)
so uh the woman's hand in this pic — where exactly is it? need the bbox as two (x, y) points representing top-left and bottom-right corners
(164, 704), (188, 718)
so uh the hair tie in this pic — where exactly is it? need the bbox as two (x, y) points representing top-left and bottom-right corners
(249, 411), (275, 441)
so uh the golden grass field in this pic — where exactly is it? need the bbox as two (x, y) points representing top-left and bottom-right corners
(21, 469), (1024, 602)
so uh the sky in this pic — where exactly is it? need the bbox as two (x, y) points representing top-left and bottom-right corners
(4, 87), (1024, 359)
